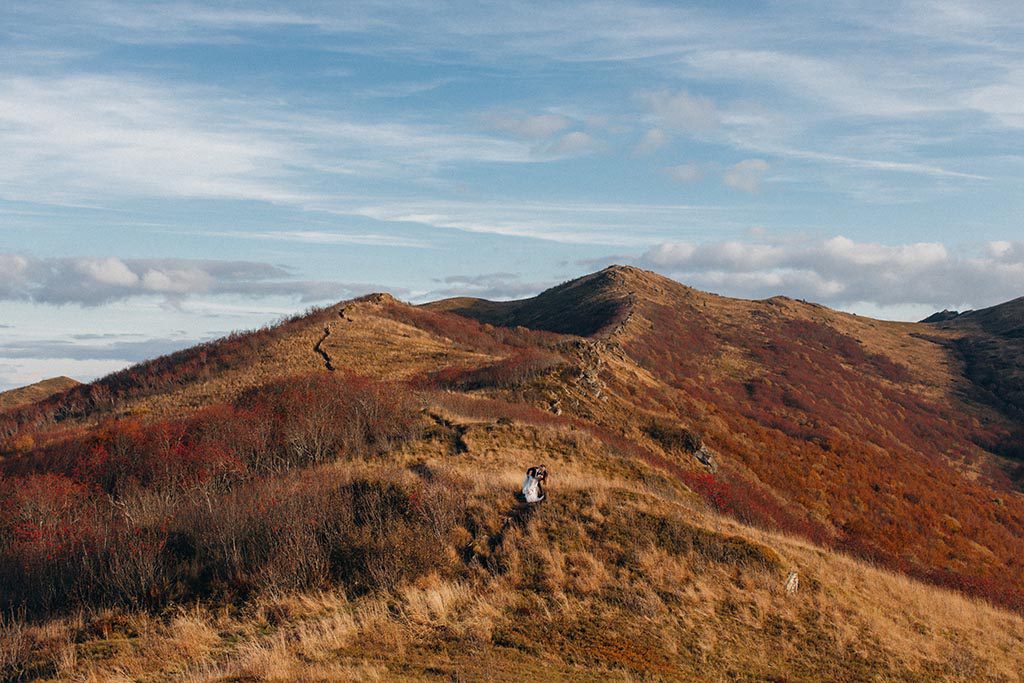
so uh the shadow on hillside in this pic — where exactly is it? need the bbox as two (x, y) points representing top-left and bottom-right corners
(488, 498), (544, 557)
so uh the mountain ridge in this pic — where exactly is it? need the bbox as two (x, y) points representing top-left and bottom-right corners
(3, 268), (1024, 680)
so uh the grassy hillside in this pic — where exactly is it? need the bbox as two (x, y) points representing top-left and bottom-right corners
(2, 268), (1024, 681)
(0, 377), (79, 412)
(434, 266), (1024, 611)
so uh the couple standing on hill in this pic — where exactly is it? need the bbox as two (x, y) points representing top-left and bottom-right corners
(522, 465), (548, 503)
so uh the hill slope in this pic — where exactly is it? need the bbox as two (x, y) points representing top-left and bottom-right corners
(924, 296), (1024, 445)
(0, 376), (79, 411)
(2, 268), (1024, 681)
(435, 266), (1024, 604)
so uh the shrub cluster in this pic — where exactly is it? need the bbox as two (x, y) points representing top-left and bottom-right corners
(0, 372), (431, 617)
(7, 373), (418, 490)
(0, 470), (466, 616)
(627, 307), (1024, 613)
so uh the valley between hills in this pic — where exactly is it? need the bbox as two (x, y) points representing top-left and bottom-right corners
(2, 265), (1024, 681)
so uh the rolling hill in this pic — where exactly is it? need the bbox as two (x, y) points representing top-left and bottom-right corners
(1, 266), (1023, 681)
(0, 376), (79, 412)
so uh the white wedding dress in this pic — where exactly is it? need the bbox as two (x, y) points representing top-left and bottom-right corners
(522, 472), (545, 503)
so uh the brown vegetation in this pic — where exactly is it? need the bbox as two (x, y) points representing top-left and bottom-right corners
(0, 377), (79, 412)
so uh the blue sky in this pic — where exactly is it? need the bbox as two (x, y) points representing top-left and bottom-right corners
(2, 1), (1024, 388)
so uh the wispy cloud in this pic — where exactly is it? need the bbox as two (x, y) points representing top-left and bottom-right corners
(0, 74), (309, 205)
(208, 230), (433, 249)
(0, 73), (536, 208)
(740, 143), (988, 180)
(684, 50), (942, 119)
(723, 159), (769, 193)
(425, 272), (553, 301)
(343, 198), (725, 246)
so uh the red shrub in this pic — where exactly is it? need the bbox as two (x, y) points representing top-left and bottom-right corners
(625, 306), (1024, 613)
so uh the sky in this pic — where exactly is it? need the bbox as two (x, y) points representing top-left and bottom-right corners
(2, 1), (1024, 389)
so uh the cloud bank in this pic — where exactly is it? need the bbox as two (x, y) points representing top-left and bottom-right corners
(0, 254), (383, 306)
(642, 236), (1024, 309)
(426, 272), (553, 301)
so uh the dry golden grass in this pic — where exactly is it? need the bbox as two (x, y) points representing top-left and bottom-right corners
(10, 411), (1022, 682)
(8, 532), (1023, 681)
(0, 377), (80, 412)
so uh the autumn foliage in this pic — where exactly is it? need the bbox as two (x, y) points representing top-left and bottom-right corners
(0, 372), (426, 616)
(628, 305), (1024, 612)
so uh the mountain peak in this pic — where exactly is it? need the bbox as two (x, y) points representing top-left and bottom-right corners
(425, 267), (650, 337)
(594, 263), (681, 289)
(425, 265), (701, 337)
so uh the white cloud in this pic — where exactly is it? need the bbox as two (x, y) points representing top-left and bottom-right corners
(140, 267), (214, 294)
(723, 159), (769, 193)
(75, 257), (140, 287)
(634, 128), (669, 155)
(640, 90), (719, 133)
(0, 254), (379, 305)
(664, 163), (703, 183)
(484, 112), (573, 139)
(545, 131), (601, 157)
(641, 236), (1024, 310)
(818, 236), (947, 269)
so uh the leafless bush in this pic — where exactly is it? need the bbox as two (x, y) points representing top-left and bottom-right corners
(0, 610), (30, 680)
